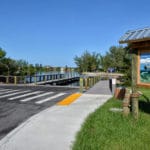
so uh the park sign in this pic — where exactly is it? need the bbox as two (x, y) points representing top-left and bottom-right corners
(119, 27), (150, 88)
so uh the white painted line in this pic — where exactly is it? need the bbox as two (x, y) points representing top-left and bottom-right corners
(0, 89), (12, 92)
(20, 92), (54, 102)
(9, 91), (42, 100)
(0, 90), (20, 95)
(35, 93), (66, 104)
(0, 90), (31, 98)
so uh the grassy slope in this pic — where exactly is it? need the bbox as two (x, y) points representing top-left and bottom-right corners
(73, 88), (150, 150)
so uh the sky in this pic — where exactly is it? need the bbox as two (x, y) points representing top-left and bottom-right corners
(0, 0), (149, 67)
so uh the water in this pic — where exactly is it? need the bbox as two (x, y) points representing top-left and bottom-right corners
(56, 80), (80, 86)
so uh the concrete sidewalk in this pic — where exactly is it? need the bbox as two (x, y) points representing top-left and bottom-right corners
(0, 80), (112, 150)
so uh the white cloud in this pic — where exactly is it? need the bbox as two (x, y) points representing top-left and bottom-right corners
(141, 58), (150, 64)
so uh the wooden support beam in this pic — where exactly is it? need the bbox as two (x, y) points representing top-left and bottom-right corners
(131, 41), (150, 49)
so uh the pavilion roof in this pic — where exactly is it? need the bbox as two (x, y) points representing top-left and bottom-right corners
(119, 27), (150, 44)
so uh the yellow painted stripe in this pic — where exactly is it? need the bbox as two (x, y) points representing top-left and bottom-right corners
(57, 93), (82, 106)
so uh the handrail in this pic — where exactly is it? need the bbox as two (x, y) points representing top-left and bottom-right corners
(0, 73), (80, 85)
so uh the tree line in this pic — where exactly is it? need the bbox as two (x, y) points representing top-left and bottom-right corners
(74, 46), (131, 85)
(74, 45), (131, 73)
(0, 47), (72, 76)
(0, 45), (131, 83)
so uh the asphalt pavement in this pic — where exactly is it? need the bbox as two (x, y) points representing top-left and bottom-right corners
(0, 80), (112, 150)
(0, 85), (78, 140)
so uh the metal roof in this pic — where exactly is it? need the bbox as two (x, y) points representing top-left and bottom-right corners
(119, 27), (150, 43)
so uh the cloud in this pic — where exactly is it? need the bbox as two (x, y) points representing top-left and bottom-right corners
(141, 58), (150, 64)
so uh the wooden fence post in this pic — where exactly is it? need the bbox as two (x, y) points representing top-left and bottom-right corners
(85, 78), (88, 90)
(80, 78), (84, 93)
(14, 76), (17, 84)
(94, 77), (96, 85)
(91, 77), (93, 87)
(88, 78), (91, 88)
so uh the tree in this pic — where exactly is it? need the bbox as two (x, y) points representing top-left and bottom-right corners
(123, 46), (132, 86)
(74, 50), (102, 73)
(28, 64), (36, 75)
(0, 47), (7, 75)
(15, 59), (29, 76)
(102, 45), (131, 85)
(0, 58), (17, 75)
(0, 47), (6, 59)
(56, 67), (61, 72)
(103, 46), (127, 72)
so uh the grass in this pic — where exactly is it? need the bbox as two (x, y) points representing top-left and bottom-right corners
(72, 88), (150, 150)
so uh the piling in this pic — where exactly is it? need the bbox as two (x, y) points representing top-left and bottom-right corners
(6, 76), (9, 84)
(131, 93), (139, 119)
(123, 88), (131, 116)
(84, 78), (88, 90)
(80, 78), (83, 93)
(14, 76), (17, 84)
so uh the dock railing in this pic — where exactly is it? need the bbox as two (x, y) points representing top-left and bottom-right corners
(0, 72), (80, 85)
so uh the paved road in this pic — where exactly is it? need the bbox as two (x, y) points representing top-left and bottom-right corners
(0, 85), (78, 140)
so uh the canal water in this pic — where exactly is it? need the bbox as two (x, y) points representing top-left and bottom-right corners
(55, 80), (80, 86)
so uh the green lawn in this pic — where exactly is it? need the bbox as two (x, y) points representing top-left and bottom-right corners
(72, 88), (150, 150)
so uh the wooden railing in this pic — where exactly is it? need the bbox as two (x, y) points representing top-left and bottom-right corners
(0, 73), (80, 85)
(79, 75), (101, 93)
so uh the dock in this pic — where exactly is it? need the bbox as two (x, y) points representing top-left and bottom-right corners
(35, 77), (79, 85)
(0, 73), (80, 85)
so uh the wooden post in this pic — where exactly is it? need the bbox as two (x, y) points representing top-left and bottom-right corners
(131, 93), (139, 119)
(95, 76), (97, 83)
(93, 77), (95, 85)
(88, 78), (91, 88)
(131, 49), (139, 119)
(94, 77), (96, 85)
(123, 88), (131, 116)
(6, 76), (9, 84)
(14, 76), (17, 84)
(91, 77), (93, 86)
(96, 76), (99, 82)
(85, 78), (88, 90)
(87, 78), (89, 88)
(131, 50), (138, 93)
(80, 78), (83, 93)
(89, 77), (92, 87)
